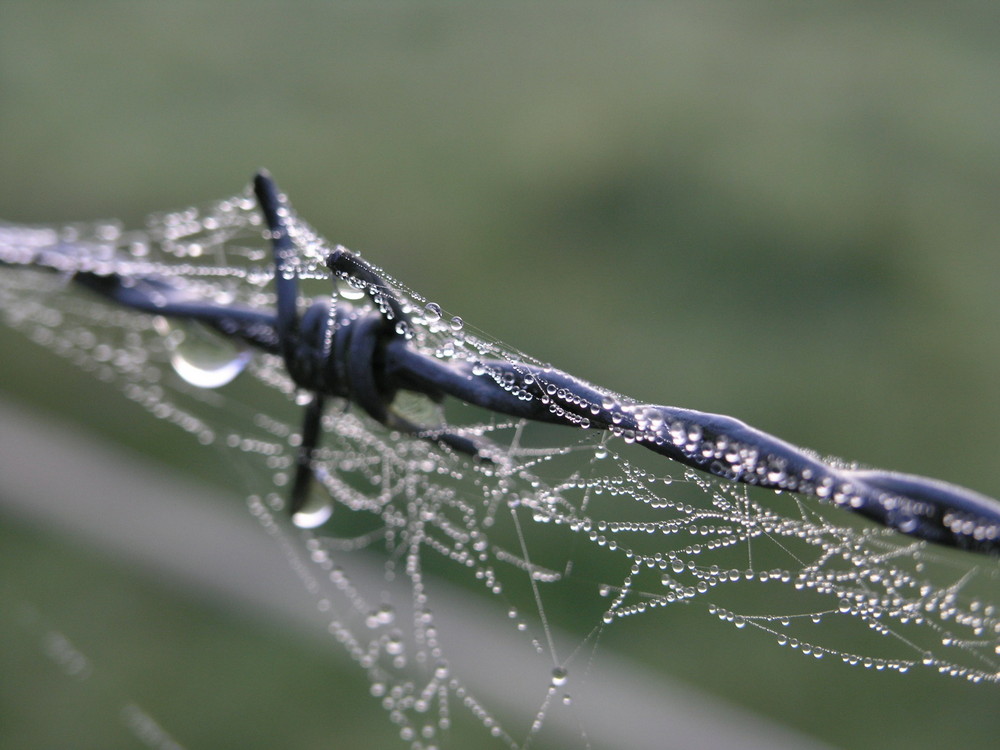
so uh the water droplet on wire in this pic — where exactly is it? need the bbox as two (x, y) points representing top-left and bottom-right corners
(153, 317), (250, 388)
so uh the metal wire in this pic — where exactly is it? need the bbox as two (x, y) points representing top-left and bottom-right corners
(4, 170), (999, 554)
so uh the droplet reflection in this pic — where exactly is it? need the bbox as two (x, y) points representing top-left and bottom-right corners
(154, 317), (251, 388)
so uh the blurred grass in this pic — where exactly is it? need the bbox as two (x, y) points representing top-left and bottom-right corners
(1, 3), (999, 748)
(0, 516), (403, 750)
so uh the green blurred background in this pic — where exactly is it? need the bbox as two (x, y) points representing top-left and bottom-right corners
(2, 3), (999, 748)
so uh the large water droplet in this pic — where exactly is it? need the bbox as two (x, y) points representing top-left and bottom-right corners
(292, 502), (333, 530)
(337, 279), (366, 301)
(424, 302), (442, 321)
(291, 480), (334, 529)
(154, 317), (250, 388)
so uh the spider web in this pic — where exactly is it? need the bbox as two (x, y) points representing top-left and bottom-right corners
(2, 187), (999, 748)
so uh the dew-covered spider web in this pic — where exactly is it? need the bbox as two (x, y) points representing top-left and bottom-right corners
(2, 186), (999, 748)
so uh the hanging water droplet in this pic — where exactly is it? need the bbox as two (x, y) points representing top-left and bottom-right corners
(424, 302), (442, 321)
(292, 504), (333, 529)
(375, 604), (396, 625)
(551, 667), (568, 686)
(449, 315), (464, 331)
(291, 480), (334, 529)
(386, 632), (405, 655)
(337, 279), (366, 300)
(154, 317), (251, 388)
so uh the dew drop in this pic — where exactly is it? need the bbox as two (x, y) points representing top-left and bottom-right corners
(292, 504), (333, 529)
(291, 484), (334, 529)
(154, 317), (251, 388)
(337, 280), (366, 301)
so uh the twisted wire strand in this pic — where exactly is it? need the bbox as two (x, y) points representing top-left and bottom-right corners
(3, 173), (999, 555)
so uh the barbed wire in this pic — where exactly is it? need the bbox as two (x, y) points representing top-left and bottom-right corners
(3, 170), (999, 556)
